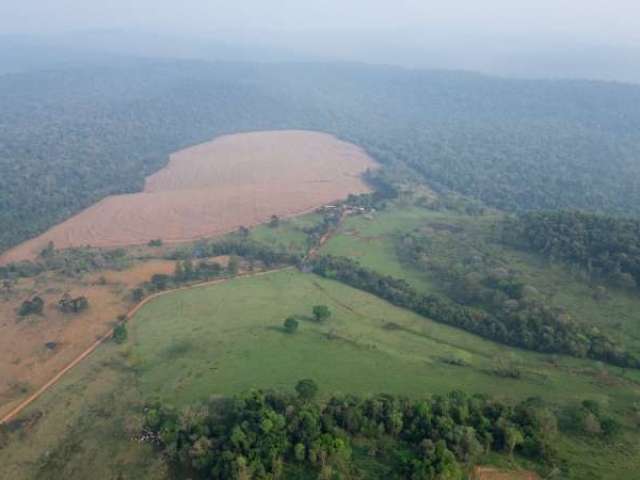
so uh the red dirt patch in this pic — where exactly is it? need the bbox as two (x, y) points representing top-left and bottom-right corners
(472, 466), (540, 480)
(0, 260), (175, 417)
(0, 130), (376, 264)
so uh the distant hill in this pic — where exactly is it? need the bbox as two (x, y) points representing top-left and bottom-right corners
(4, 31), (640, 84)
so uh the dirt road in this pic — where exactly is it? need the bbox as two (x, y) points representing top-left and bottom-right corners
(0, 267), (291, 425)
(0, 199), (350, 425)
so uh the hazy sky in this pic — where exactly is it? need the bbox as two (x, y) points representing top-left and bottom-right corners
(2, 0), (639, 46)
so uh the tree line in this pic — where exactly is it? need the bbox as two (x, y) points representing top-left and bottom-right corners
(311, 255), (639, 369)
(133, 239), (300, 299)
(502, 210), (640, 290)
(167, 238), (301, 269)
(0, 245), (130, 279)
(143, 382), (562, 479)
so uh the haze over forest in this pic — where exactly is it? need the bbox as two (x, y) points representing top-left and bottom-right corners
(3, 2), (640, 479)
(2, 0), (640, 82)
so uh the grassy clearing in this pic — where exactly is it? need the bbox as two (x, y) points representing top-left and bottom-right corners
(0, 341), (165, 480)
(320, 206), (442, 291)
(321, 203), (640, 359)
(248, 213), (323, 255)
(314, 203), (640, 477)
(127, 270), (634, 409)
(2, 268), (640, 478)
(498, 248), (640, 358)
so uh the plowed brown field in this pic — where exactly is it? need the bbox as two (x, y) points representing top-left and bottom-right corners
(0, 130), (376, 264)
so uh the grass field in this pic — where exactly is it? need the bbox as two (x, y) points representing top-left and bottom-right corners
(320, 203), (640, 361)
(320, 206), (440, 292)
(128, 270), (635, 408)
(248, 212), (323, 255)
(2, 269), (640, 479)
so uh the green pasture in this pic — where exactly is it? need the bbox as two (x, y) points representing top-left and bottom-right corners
(2, 264), (640, 479)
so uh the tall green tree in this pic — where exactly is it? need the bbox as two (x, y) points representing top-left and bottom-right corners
(312, 305), (331, 322)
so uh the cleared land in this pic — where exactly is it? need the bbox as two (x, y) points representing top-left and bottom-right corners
(2, 269), (639, 479)
(124, 271), (640, 408)
(3, 193), (640, 478)
(0, 260), (176, 418)
(0, 130), (376, 263)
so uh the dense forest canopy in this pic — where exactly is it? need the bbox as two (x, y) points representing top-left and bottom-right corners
(2, 60), (640, 253)
(146, 384), (564, 479)
(503, 210), (640, 289)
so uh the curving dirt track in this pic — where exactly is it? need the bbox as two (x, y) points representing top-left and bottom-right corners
(0, 260), (176, 419)
(0, 267), (291, 425)
(0, 130), (377, 264)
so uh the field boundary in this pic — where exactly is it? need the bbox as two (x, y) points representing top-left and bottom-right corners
(0, 192), (346, 425)
(0, 267), (291, 425)
(0, 130), (376, 265)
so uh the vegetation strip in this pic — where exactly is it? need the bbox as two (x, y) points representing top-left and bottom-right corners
(0, 197), (349, 424)
(311, 255), (639, 368)
(145, 382), (558, 478)
(503, 210), (640, 290)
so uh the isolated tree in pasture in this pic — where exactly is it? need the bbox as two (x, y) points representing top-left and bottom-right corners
(113, 323), (128, 344)
(283, 317), (299, 333)
(312, 305), (331, 322)
(269, 215), (280, 228)
(295, 379), (318, 401)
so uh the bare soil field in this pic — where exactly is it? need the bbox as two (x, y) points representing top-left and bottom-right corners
(0, 260), (175, 418)
(0, 130), (376, 264)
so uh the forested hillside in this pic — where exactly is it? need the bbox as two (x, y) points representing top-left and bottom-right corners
(504, 210), (640, 289)
(2, 60), (640, 253)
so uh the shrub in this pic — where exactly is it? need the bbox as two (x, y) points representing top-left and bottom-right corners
(18, 296), (44, 316)
(113, 323), (128, 344)
(284, 317), (299, 334)
(312, 305), (331, 322)
(295, 379), (318, 401)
